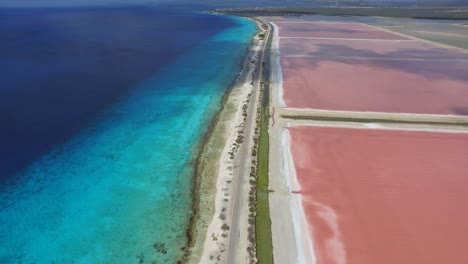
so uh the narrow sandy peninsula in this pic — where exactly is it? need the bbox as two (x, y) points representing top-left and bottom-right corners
(185, 17), (271, 264)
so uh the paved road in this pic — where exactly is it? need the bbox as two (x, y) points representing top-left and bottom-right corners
(226, 19), (270, 264)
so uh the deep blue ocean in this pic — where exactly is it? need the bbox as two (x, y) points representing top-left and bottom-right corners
(0, 5), (256, 263)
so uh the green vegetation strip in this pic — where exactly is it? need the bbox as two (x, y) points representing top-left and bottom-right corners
(256, 21), (274, 264)
(282, 114), (468, 127)
(256, 96), (273, 264)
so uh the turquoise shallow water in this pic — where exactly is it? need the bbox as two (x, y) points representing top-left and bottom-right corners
(0, 14), (256, 263)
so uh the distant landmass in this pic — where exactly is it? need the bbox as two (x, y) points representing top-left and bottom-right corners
(214, 5), (468, 20)
(1, 0), (467, 7)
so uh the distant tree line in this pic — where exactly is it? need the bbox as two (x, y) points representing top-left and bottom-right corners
(213, 6), (468, 20)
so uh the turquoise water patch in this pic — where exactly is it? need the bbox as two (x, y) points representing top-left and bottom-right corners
(0, 14), (256, 263)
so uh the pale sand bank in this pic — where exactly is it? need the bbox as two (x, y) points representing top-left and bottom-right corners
(270, 23), (285, 108)
(267, 19), (306, 264)
(282, 130), (316, 264)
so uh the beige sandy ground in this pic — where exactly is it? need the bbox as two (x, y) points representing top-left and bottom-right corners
(265, 18), (468, 264)
(187, 18), (269, 264)
(267, 21), (312, 264)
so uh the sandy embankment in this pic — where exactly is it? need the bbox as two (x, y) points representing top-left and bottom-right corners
(282, 130), (316, 264)
(267, 20), (316, 264)
(186, 18), (266, 264)
(270, 23), (285, 108)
